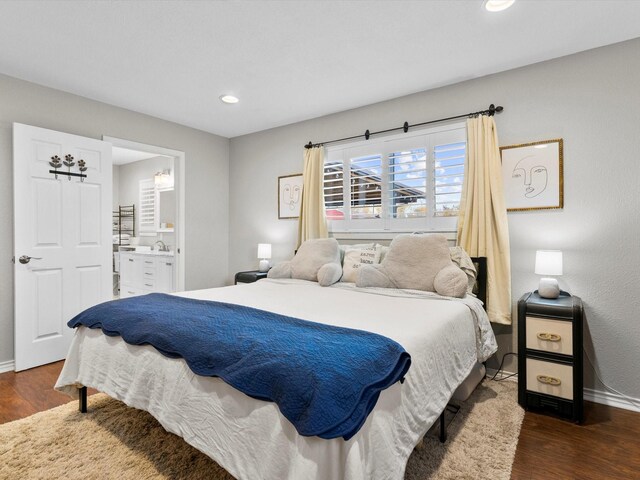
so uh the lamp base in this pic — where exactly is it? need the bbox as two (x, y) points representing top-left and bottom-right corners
(538, 277), (560, 299)
(258, 259), (270, 273)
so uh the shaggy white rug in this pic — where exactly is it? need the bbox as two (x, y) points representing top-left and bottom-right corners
(0, 379), (522, 479)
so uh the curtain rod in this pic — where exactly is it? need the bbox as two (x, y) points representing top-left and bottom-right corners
(304, 103), (504, 149)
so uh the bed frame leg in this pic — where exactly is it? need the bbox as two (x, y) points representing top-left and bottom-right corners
(439, 410), (447, 443)
(79, 386), (87, 413)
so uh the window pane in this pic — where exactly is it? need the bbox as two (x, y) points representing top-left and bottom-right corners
(389, 148), (427, 218)
(350, 154), (382, 219)
(434, 203), (460, 217)
(324, 160), (344, 220)
(435, 184), (463, 195)
(433, 142), (465, 217)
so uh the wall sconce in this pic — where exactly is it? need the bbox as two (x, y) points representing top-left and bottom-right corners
(154, 169), (173, 188)
(257, 243), (272, 272)
(535, 250), (563, 299)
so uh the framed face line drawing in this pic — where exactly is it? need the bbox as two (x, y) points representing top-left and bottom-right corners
(500, 138), (563, 212)
(278, 173), (303, 219)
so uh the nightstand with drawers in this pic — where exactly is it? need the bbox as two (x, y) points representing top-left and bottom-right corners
(518, 291), (584, 423)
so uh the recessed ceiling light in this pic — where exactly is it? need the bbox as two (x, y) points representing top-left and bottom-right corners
(219, 94), (239, 104)
(483, 0), (515, 12)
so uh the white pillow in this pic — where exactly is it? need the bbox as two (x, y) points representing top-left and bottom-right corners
(341, 245), (382, 283)
(339, 242), (374, 265)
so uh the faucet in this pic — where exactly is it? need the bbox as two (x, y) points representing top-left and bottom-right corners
(154, 240), (169, 252)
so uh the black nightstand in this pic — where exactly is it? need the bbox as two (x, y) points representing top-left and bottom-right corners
(234, 270), (268, 285)
(518, 291), (583, 423)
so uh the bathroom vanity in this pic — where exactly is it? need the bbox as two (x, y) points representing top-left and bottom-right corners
(119, 251), (175, 298)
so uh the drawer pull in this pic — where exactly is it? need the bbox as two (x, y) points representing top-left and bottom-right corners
(537, 332), (561, 342)
(144, 261), (153, 264)
(144, 283), (153, 287)
(144, 272), (153, 276)
(128, 258), (134, 262)
(536, 375), (561, 386)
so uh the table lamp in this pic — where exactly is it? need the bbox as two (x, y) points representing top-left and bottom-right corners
(257, 243), (272, 272)
(535, 250), (563, 299)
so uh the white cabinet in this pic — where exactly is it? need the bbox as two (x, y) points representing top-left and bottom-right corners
(119, 253), (175, 298)
(156, 258), (175, 293)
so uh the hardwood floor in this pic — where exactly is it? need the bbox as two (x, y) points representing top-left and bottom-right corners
(1, 363), (639, 479)
(0, 361), (97, 424)
(0, 361), (68, 423)
(511, 400), (640, 480)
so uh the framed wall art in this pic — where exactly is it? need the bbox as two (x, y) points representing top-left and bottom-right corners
(500, 138), (563, 212)
(278, 173), (303, 219)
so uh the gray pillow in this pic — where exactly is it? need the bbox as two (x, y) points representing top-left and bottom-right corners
(356, 234), (467, 298)
(268, 238), (342, 287)
(449, 246), (477, 295)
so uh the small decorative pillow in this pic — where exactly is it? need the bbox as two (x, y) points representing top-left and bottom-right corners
(339, 243), (375, 265)
(341, 244), (382, 283)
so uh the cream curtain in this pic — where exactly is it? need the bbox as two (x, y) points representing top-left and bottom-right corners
(297, 146), (328, 248)
(457, 116), (512, 325)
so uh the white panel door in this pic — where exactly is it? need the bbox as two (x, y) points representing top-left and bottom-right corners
(13, 123), (112, 371)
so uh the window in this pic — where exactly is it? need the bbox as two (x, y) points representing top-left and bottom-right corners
(323, 123), (466, 232)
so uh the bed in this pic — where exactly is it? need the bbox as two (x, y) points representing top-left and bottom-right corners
(55, 270), (497, 480)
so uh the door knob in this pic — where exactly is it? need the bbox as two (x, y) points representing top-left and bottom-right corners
(19, 255), (42, 264)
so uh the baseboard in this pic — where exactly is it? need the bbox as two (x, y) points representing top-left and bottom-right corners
(584, 388), (640, 413)
(0, 360), (15, 374)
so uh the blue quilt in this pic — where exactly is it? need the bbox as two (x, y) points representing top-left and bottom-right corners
(68, 293), (411, 440)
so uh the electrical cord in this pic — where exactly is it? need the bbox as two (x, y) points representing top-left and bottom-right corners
(489, 352), (518, 381)
(583, 346), (640, 410)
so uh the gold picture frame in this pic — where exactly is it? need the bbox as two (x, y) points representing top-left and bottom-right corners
(278, 173), (303, 219)
(500, 138), (564, 212)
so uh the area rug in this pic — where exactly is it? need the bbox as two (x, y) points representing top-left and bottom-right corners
(0, 380), (522, 480)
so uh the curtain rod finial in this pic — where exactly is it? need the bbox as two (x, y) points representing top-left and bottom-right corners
(488, 104), (504, 116)
(305, 141), (313, 149)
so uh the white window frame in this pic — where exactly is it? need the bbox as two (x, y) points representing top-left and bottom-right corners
(325, 122), (466, 234)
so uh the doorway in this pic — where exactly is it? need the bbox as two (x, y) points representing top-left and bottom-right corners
(104, 137), (185, 296)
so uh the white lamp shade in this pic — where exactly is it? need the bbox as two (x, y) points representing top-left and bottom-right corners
(257, 243), (272, 259)
(535, 250), (563, 276)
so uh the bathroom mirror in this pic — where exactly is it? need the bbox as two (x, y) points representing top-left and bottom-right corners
(158, 188), (175, 232)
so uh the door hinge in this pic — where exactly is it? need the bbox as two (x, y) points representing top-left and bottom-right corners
(11, 256), (15, 264)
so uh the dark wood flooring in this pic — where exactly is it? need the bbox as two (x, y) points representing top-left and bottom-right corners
(511, 399), (640, 480)
(1, 363), (639, 479)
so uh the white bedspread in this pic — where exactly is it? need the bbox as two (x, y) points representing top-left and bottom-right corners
(55, 279), (497, 480)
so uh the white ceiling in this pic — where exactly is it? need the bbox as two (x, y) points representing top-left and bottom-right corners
(1, 1), (639, 138)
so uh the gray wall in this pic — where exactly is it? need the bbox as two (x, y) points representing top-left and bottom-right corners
(229, 38), (640, 400)
(0, 73), (229, 364)
(117, 156), (172, 208)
